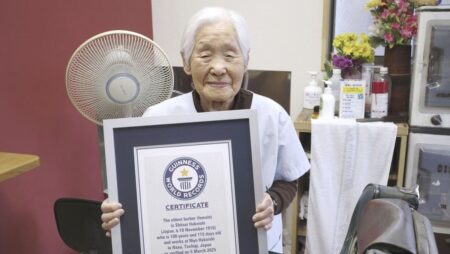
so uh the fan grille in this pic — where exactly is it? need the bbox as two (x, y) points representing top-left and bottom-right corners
(66, 30), (174, 125)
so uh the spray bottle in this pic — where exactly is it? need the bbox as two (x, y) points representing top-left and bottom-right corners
(329, 69), (342, 114)
(319, 83), (335, 119)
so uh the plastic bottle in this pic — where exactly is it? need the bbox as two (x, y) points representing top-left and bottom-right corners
(370, 67), (390, 118)
(319, 83), (335, 119)
(362, 64), (374, 117)
(303, 71), (322, 109)
(329, 69), (343, 114)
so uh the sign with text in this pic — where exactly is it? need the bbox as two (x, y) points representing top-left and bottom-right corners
(103, 110), (267, 254)
(339, 79), (366, 119)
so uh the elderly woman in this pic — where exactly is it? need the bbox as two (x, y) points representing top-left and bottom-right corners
(101, 6), (310, 253)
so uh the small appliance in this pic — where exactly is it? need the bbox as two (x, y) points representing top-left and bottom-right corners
(409, 6), (450, 128)
(405, 133), (450, 234)
(406, 6), (450, 235)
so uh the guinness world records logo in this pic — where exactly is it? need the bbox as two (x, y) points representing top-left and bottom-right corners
(163, 157), (207, 200)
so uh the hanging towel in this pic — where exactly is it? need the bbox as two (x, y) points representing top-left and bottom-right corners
(305, 119), (397, 254)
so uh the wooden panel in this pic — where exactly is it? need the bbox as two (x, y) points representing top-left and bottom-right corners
(0, 152), (39, 182)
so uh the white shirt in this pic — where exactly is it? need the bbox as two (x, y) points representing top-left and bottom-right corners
(143, 91), (310, 252)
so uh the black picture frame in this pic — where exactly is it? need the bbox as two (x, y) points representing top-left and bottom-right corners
(104, 109), (267, 254)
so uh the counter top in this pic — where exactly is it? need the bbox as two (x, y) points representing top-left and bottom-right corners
(294, 109), (409, 136)
(0, 152), (40, 183)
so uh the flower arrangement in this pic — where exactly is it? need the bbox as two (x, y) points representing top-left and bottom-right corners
(366, 0), (418, 48)
(325, 33), (375, 78)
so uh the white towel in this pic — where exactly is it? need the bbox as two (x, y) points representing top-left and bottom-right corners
(305, 119), (397, 254)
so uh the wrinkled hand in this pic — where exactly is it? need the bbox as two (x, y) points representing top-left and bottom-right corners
(252, 193), (274, 230)
(101, 199), (125, 237)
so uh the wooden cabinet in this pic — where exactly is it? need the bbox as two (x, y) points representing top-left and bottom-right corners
(287, 110), (409, 254)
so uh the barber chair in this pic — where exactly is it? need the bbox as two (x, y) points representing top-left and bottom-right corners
(340, 184), (438, 254)
(54, 198), (112, 254)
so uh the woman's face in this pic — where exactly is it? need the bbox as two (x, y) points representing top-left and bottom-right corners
(184, 21), (246, 111)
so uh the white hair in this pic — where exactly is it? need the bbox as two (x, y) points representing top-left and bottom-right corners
(180, 7), (250, 68)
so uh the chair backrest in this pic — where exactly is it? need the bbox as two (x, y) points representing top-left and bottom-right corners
(54, 198), (112, 254)
(340, 184), (438, 254)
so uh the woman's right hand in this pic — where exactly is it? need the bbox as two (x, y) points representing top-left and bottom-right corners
(100, 199), (125, 237)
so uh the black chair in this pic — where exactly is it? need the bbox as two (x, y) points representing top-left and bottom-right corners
(54, 198), (112, 254)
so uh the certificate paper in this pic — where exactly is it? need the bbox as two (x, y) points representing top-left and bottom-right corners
(135, 142), (238, 254)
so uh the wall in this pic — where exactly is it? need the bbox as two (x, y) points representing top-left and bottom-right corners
(0, 0), (152, 253)
(151, 0), (325, 119)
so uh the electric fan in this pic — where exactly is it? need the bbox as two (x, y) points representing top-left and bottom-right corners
(65, 30), (175, 189)
(66, 30), (174, 125)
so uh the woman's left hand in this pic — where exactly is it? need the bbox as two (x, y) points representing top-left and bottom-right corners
(252, 193), (274, 230)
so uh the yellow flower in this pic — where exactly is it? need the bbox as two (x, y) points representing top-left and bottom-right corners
(360, 33), (369, 43)
(348, 33), (357, 41)
(343, 45), (353, 56)
(333, 38), (342, 49)
(332, 32), (374, 63)
(366, 0), (382, 9)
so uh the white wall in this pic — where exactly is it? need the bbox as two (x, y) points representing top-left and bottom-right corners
(151, 0), (325, 119)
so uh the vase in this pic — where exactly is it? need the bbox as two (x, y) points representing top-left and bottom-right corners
(384, 45), (412, 75)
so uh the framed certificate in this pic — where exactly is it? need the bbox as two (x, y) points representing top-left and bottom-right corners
(104, 109), (267, 254)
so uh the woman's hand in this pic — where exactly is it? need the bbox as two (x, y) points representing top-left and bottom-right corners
(100, 199), (125, 237)
(252, 193), (274, 230)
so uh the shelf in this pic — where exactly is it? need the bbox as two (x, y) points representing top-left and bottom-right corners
(389, 73), (411, 77)
(294, 110), (409, 137)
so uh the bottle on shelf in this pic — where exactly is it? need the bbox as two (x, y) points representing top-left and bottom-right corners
(319, 83), (335, 119)
(311, 105), (320, 119)
(361, 64), (374, 117)
(370, 67), (390, 118)
(303, 71), (322, 109)
(329, 69), (343, 115)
